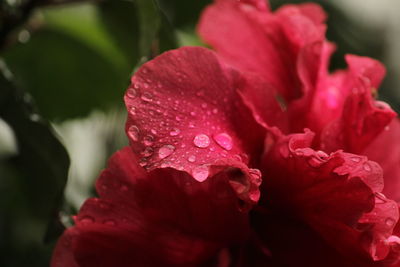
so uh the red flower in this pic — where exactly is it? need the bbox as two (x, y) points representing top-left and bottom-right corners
(52, 0), (400, 266)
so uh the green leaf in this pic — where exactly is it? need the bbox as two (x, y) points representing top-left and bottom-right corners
(0, 62), (70, 266)
(98, 0), (140, 67)
(156, 0), (211, 28)
(99, 0), (178, 70)
(2, 3), (131, 121)
(136, 0), (162, 57)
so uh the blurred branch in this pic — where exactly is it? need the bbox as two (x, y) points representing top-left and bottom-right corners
(0, 0), (102, 50)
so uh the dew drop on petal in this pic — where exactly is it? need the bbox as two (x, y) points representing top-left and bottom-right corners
(128, 125), (140, 141)
(192, 165), (209, 182)
(129, 106), (136, 115)
(161, 161), (171, 168)
(188, 155), (196, 162)
(175, 115), (183, 121)
(169, 128), (181, 136)
(127, 88), (137, 98)
(350, 156), (361, 163)
(158, 145), (175, 159)
(386, 218), (396, 227)
(79, 216), (94, 224)
(193, 134), (210, 148)
(375, 192), (387, 204)
(139, 158), (148, 167)
(143, 135), (154, 146)
(316, 150), (328, 159)
(141, 92), (153, 102)
(141, 147), (154, 157)
(213, 133), (233, 150)
(363, 162), (372, 172)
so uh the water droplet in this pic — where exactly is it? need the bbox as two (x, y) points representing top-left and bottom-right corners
(363, 163), (372, 172)
(188, 155), (196, 162)
(127, 88), (137, 98)
(375, 192), (387, 203)
(212, 108), (218, 114)
(201, 103), (207, 109)
(233, 154), (243, 162)
(192, 165), (209, 182)
(141, 147), (154, 157)
(103, 219), (116, 226)
(128, 125), (140, 141)
(374, 101), (390, 110)
(129, 106), (136, 115)
(316, 150), (328, 158)
(161, 161), (170, 168)
(175, 115), (183, 121)
(143, 135), (154, 146)
(141, 92), (153, 102)
(79, 216), (94, 224)
(350, 156), (361, 163)
(386, 218), (396, 227)
(170, 128), (181, 136)
(158, 145), (175, 159)
(150, 129), (157, 135)
(190, 111), (196, 116)
(193, 134), (210, 148)
(139, 158), (148, 167)
(143, 82), (149, 89)
(213, 133), (233, 150)
(189, 122), (196, 128)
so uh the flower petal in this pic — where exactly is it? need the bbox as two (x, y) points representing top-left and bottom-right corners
(124, 46), (264, 204)
(198, 1), (326, 102)
(53, 147), (255, 266)
(51, 228), (79, 267)
(365, 119), (400, 202)
(258, 129), (399, 263)
(320, 56), (396, 154)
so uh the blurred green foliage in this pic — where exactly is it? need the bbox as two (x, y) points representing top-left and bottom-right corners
(0, 0), (399, 266)
(0, 64), (69, 266)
